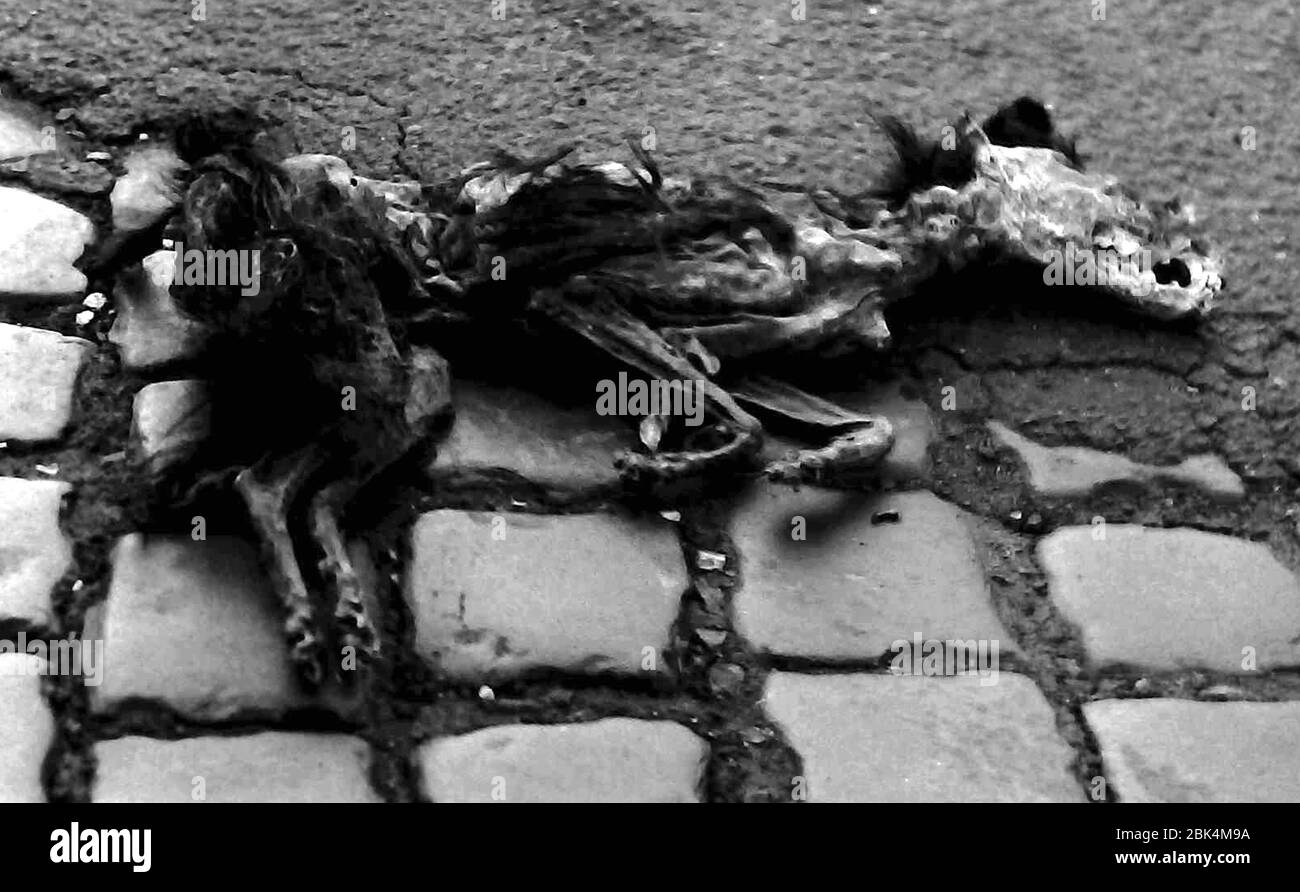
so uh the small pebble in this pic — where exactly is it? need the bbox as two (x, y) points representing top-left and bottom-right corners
(696, 550), (726, 571)
(85, 151), (112, 162)
(1200, 684), (1247, 700)
(74, 310), (94, 326)
(34, 464), (59, 476)
(478, 685), (495, 702)
(71, 580), (84, 592)
(82, 292), (107, 309)
(659, 509), (681, 522)
(696, 629), (727, 647)
(1009, 510), (1023, 521)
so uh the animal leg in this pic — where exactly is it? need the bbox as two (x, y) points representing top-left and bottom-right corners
(730, 375), (896, 488)
(763, 421), (895, 487)
(309, 347), (452, 684)
(235, 447), (329, 689)
(532, 286), (763, 489)
(307, 479), (377, 685)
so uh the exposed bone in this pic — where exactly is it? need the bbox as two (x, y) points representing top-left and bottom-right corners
(764, 420), (895, 486)
(532, 284), (763, 487)
(918, 118), (1224, 318)
(731, 375), (887, 431)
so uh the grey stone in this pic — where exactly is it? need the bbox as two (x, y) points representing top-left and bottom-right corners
(989, 420), (1243, 500)
(131, 380), (210, 471)
(110, 145), (186, 232)
(406, 509), (687, 681)
(1085, 699), (1300, 802)
(430, 380), (632, 490)
(94, 732), (379, 803)
(1038, 525), (1300, 672)
(0, 103), (48, 158)
(0, 187), (94, 301)
(763, 671), (1082, 802)
(0, 655), (54, 802)
(733, 487), (1014, 659)
(85, 535), (354, 720)
(0, 323), (93, 442)
(0, 477), (70, 624)
(417, 718), (708, 802)
(109, 250), (209, 370)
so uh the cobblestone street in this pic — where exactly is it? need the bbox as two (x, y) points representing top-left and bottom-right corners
(1, 0), (1299, 804)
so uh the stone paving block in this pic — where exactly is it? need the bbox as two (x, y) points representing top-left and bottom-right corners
(733, 486), (1014, 660)
(109, 250), (209, 370)
(85, 534), (345, 720)
(1038, 525), (1300, 672)
(0, 477), (70, 624)
(0, 323), (92, 442)
(110, 145), (186, 232)
(418, 718), (708, 802)
(94, 732), (379, 803)
(429, 380), (633, 490)
(1085, 699), (1300, 802)
(760, 380), (934, 481)
(407, 510), (687, 681)
(0, 102), (47, 158)
(763, 671), (1082, 802)
(131, 380), (210, 471)
(989, 420), (1243, 500)
(0, 187), (94, 301)
(0, 655), (54, 802)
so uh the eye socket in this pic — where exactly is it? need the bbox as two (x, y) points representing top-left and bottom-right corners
(1152, 258), (1192, 287)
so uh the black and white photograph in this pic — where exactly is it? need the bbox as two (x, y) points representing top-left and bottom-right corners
(0, 0), (1292, 870)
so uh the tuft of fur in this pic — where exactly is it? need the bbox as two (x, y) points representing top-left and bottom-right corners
(868, 96), (1083, 208)
(157, 118), (424, 500)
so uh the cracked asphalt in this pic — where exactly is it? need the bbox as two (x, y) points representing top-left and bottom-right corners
(2, 0), (1296, 474)
(0, 0), (1298, 802)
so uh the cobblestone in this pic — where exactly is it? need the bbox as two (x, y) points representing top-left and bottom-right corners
(131, 379), (210, 471)
(763, 671), (1082, 802)
(733, 487), (1014, 660)
(406, 509), (687, 681)
(0, 477), (70, 625)
(108, 250), (209, 370)
(417, 717), (708, 802)
(94, 732), (379, 802)
(1085, 699), (1300, 802)
(0, 186), (94, 301)
(0, 323), (92, 442)
(84, 534), (351, 720)
(1038, 525), (1300, 672)
(0, 655), (54, 802)
(429, 380), (633, 491)
(989, 420), (1244, 500)
(0, 101), (46, 158)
